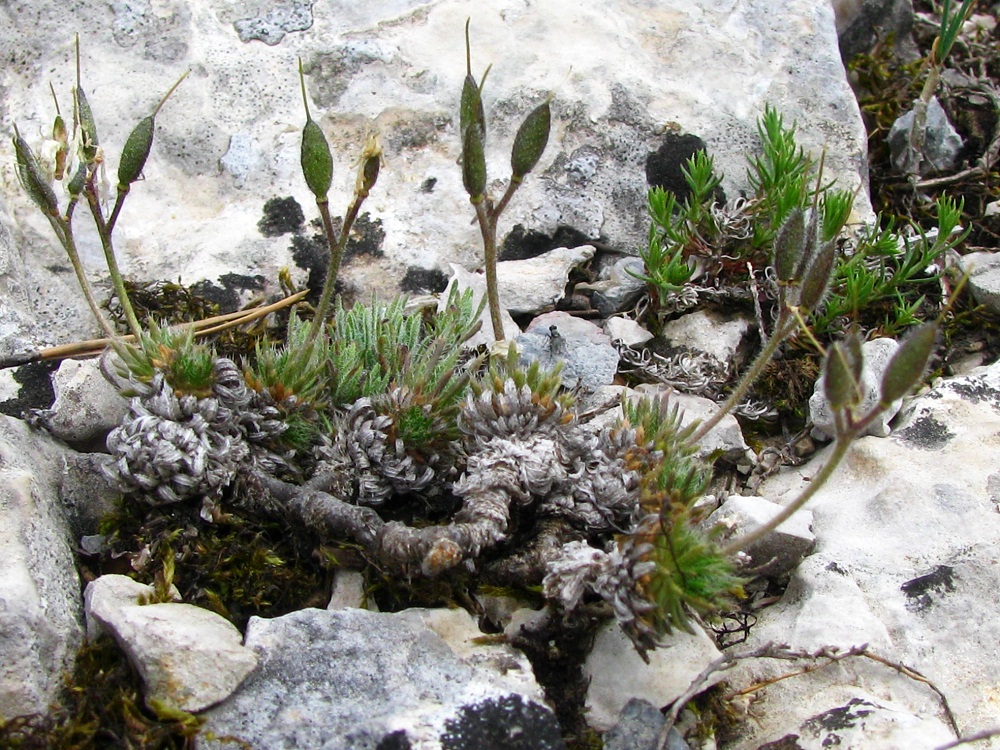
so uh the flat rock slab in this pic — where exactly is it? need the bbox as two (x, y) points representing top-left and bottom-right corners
(1, 0), (867, 346)
(201, 607), (564, 749)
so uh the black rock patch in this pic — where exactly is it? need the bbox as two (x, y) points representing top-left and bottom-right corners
(400, 267), (449, 294)
(439, 695), (565, 750)
(190, 274), (266, 314)
(894, 415), (956, 450)
(801, 698), (876, 738)
(500, 224), (594, 262)
(420, 177), (437, 193)
(949, 378), (1000, 409)
(645, 133), (726, 206)
(376, 730), (413, 750)
(825, 561), (850, 576)
(258, 196), (304, 237)
(902, 565), (957, 612)
(0, 360), (58, 419)
(757, 736), (806, 750)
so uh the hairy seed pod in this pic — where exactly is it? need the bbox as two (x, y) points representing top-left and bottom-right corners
(880, 322), (937, 406)
(462, 123), (487, 200)
(12, 125), (59, 216)
(773, 206), (805, 283)
(797, 238), (836, 312)
(460, 74), (485, 139)
(301, 119), (332, 200)
(75, 86), (100, 161)
(823, 334), (863, 411)
(67, 160), (87, 197)
(511, 100), (551, 181)
(117, 115), (155, 189)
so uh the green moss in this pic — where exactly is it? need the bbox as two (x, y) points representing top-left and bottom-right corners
(0, 637), (202, 749)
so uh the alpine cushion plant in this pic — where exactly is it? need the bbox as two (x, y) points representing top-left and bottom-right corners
(9, 33), (943, 676)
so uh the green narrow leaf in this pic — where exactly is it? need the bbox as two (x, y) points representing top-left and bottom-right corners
(511, 99), (551, 180)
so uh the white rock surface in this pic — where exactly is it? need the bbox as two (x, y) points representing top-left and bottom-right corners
(724, 362), (1000, 748)
(84, 574), (258, 713)
(0, 0), (869, 349)
(442, 264), (521, 348)
(604, 315), (654, 347)
(497, 245), (595, 314)
(809, 335), (902, 440)
(584, 619), (723, 732)
(201, 607), (564, 749)
(957, 250), (1000, 316)
(0, 415), (84, 719)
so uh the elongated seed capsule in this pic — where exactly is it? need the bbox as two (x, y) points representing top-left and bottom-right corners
(462, 123), (487, 200)
(298, 61), (333, 200)
(12, 125), (59, 216)
(461, 74), (485, 138)
(75, 86), (100, 161)
(880, 322), (937, 406)
(772, 206), (805, 283)
(117, 115), (154, 189)
(511, 99), (551, 181)
(823, 334), (863, 411)
(796, 238), (836, 312)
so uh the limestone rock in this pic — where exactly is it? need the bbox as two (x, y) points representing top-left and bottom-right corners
(888, 96), (964, 176)
(604, 316), (654, 348)
(84, 574), (258, 713)
(658, 308), (755, 376)
(497, 245), (595, 314)
(201, 607), (563, 749)
(809, 336), (902, 440)
(516, 312), (619, 391)
(705, 494), (815, 575)
(38, 358), (128, 445)
(442, 264), (521, 348)
(584, 619), (722, 732)
(725, 362), (1000, 747)
(1, 0), (869, 350)
(585, 256), (648, 316)
(0, 415), (84, 719)
(956, 250), (1000, 316)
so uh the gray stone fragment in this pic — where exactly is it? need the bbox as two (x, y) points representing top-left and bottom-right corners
(604, 316), (654, 347)
(202, 608), (561, 749)
(497, 246), (596, 315)
(586, 256), (648, 316)
(39, 358), (128, 445)
(603, 698), (681, 750)
(888, 97), (963, 176)
(834, 0), (916, 61)
(84, 575), (257, 712)
(659, 309), (755, 374)
(956, 250), (1000, 316)
(809, 336), (902, 440)
(0, 415), (84, 719)
(705, 494), (815, 575)
(516, 312), (619, 391)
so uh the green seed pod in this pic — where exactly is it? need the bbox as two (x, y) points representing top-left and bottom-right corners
(511, 99), (551, 180)
(462, 123), (487, 200)
(880, 322), (937, 406)
(461, 74), (485, 139)
(12, 125), (59, 216)
(797, 238), (836, 312)
(301, 119), (333, 200)
(117, 115), (155, 189)
(75, 86), (100, 161)
(66, 160), (87, 197)
(773, 206), (805, 283)
(823, 333), (863, 411)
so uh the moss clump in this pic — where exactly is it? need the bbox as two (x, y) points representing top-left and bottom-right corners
(0, 637), (202, 749)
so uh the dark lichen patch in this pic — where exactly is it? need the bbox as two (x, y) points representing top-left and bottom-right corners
(0, 360), (58, 418)
(645, 133), (726, 206)
(902, 564), (957, 612)
(400, 267), (449, 294)
(825, 561), (850, 576)
(894, 414), (955, 450)
(948, 378), (1000, 410)
(801, 698), (877, 737)
(341, 213), (386, 261)
(377, 731), (414, 750)
(258, 196), (305, 237)
(190, 273), (266, 316)
(500, 224), (594, 262)
(420, 177), (437, 193)
(757, 736), (806, 750)
(440, 695), (566, 750)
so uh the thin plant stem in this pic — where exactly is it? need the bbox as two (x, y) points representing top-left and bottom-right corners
(84, 184), (143, 340)
(473, 199), (504, 341)
(687, 312), (796, 444)
(46, 214), (118, 341)
(719, 434), (854, 556)
(309, 194), (368, 342)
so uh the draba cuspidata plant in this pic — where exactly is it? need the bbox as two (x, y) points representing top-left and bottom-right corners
(10, 35), (940, 660)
